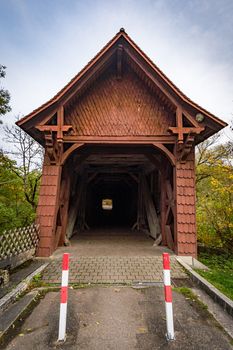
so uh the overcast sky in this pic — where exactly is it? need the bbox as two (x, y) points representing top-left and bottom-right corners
(0, 0), (233, 146)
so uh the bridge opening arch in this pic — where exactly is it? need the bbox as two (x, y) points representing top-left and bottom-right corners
(58, 143), (175, 250)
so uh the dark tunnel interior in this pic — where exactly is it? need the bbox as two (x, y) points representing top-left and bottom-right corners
(85, 177), (138, 228)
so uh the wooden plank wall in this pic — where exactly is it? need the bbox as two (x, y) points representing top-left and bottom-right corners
(36, 164), (61, 257)
(175, 150), (197, 257)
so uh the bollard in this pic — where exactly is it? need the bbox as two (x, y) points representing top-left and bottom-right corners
(162, 252), (175, 341)
(58, 253), (69, 341)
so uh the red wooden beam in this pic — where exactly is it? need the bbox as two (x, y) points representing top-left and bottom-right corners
(168, 126), (204, 139)
(36, 125), (72, 132)
(176, 106), (183, 143)
(62, 135), (176, 144)
(117, 44), (123, 80)
(57, 105), (64, 141)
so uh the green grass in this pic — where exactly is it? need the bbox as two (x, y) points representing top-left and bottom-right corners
(197, 252), (233, 300)
(174, 287), (208, 310)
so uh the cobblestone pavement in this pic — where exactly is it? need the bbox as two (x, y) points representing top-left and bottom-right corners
(41, 256), (187, 284)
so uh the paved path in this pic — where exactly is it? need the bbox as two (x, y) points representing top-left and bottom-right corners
(52, 228), (174, 258)
(42, 229), (187, 284)
(42, 256), (187, 284)
(4, 287), (232, 349)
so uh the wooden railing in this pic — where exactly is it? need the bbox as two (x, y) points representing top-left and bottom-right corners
(0, 224), (40, 269)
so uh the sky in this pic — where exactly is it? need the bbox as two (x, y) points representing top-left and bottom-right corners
(0, 0), (233, 147)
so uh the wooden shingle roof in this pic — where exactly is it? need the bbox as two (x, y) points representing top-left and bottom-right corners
(17, 29), (227, 144)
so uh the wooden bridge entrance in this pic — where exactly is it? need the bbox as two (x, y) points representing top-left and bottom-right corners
(17, 29), (226, 257)
(59, 144), (174, 246)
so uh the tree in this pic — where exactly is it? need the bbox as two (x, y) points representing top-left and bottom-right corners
(0, 65), (11, 120)
(4, 122), (43, 210)
(196, 134), (233, 252)
(196, 133), (232, 184)
(0, 151), (36, 232)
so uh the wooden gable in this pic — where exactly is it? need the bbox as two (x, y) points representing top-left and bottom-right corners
(64, 65), (175, 137)
(17, 29), (227, 147)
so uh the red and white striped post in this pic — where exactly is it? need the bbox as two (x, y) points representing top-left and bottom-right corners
(162, 253), (175, 341)
(58, 253), (69, 342)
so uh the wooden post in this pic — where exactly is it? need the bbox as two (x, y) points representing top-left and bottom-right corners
(66, 173), (86, 239)
(57, 105), (64, 141)
(142, 174), (161, 242)
(160, 171), (167, 245)
(159, 163), (176, 251)
(58, 166), (71, 246)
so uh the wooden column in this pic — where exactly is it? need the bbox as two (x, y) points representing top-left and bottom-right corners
(132, 173), (144, 231)
(66, 173), (86, 239)
(58, 166), (71, 246)
(160, 164), (175, 251)
(160, 171), (167, 245)
(174, 149), (197, 257)
(142, 174), (161, 242)
(36, 162), (62, 257)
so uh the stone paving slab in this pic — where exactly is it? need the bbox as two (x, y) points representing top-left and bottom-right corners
(41, 256), (187, 284)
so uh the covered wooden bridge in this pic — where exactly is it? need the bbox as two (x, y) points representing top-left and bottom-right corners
(17, 29), (226, 257)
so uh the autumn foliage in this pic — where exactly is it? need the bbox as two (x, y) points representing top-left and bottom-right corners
(196, 135), (233, 252)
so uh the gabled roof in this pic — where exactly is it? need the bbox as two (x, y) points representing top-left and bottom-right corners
(17, 29), (227, 143)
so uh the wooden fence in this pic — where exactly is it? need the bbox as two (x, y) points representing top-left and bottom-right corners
(0, 224), (40, 270)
